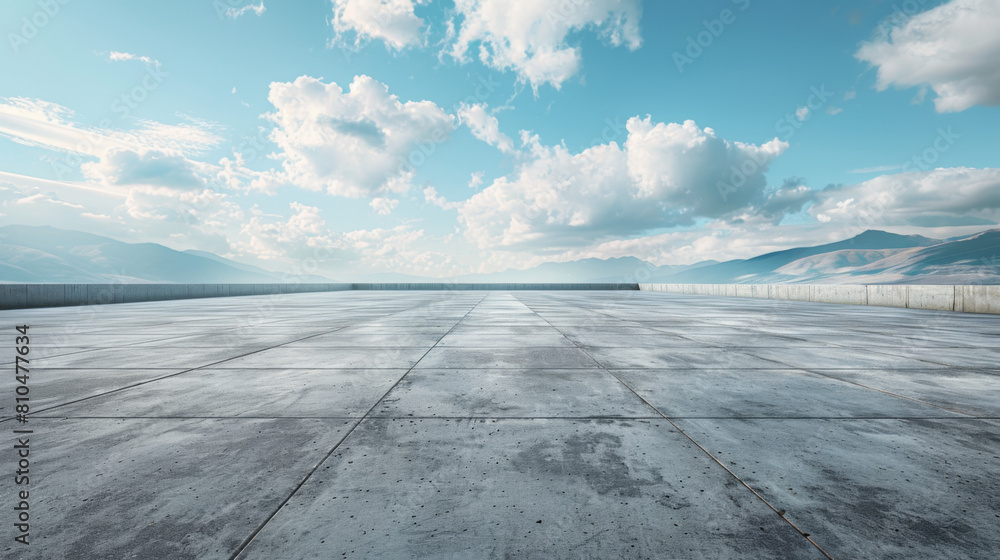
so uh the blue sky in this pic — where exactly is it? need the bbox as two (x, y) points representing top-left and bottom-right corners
(1, 0), (998, 278)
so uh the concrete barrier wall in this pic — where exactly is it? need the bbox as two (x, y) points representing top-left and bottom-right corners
(353, 283), (638, 291)
(0, 283), (354, 310)
(638, 283), (1000, 315)
(0, 283), (640, 310)
(3, 282), (996, 313)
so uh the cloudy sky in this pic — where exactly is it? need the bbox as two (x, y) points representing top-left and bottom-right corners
(1, 0), (998, 278)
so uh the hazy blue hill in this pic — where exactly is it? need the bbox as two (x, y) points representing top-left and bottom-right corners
(0, 243), (110, 282)
(824, 229), (1000, 284)
(183, 249), (336, 283)
(655, 230), (941, 284)
(0, 225), (285, 283)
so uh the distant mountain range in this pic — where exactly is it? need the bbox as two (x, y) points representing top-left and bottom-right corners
(0, 225), (334, 283)
(645, 229), (1000, 284)
(0, 225), (997, 284)
(434, 229), (997, 285)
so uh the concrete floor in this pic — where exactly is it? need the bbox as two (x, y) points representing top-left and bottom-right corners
(2, 290), (998, 559)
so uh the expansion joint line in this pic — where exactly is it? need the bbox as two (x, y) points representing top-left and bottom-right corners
(229, 292), (489, 560)
(511, 293), (836, 560)
(795, 365), (978, 418)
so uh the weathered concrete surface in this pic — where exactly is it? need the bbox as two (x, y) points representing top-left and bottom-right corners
(868, 284), (908, 308)
(957, 285), (1000, 314)
(2, 291), (999, 559)
(907, 285), (956, 311)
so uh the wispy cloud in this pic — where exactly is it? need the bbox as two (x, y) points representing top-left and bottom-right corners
(0, 97), (223, 158)
(225, 2), (266, 19)
(849, 164), (904, 174)
(108, 51), (157, 65)
(15, 192), (84, 209)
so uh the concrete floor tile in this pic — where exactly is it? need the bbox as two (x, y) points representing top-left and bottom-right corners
(672, 418), (1000, 560)
(586, 347), (783, 369)
(864, 346), (1000, 369)
(614, 369), (960, 418)
(737, 346), (949, 370)
(284, 333), (443, 348)
(803, 368), (1000, 417)
(5, 368), (189, 411)
(0, 418), (354, 560)
(236, 418), (826, 560)
(434, 334), (576, 348)
(375, 369), (656, 418)
(33, 346), (266, 369)
(563, 333), (714, 348)
(415, 347), (600, 369)
(217, 346), (430, 369)
(45, 368), (409, 418)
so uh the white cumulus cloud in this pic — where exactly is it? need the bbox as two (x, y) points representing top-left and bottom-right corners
(856, 0), (1000, 112)
(458, 117), (787, 250)
(446, 0), (642, 91)
(236, 202), (335, 262)
(265, 75), (455, 198)
(456, 103), (514, 153)
(423, 186), (460, 210)
(811, 167), (1000, 227)
(331, 0), (429, 50)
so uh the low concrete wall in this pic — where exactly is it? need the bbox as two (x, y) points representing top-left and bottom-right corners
(956, 285), (1000, 314)
(0, 283), (354, 310)
(4, 282), (996, 313)
(638, 283), (1000, 315)
(353, 283), (638, 291)
(0, 283), (640, 310)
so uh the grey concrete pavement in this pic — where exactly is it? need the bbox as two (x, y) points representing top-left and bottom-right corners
(1, 290), (998, 559)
